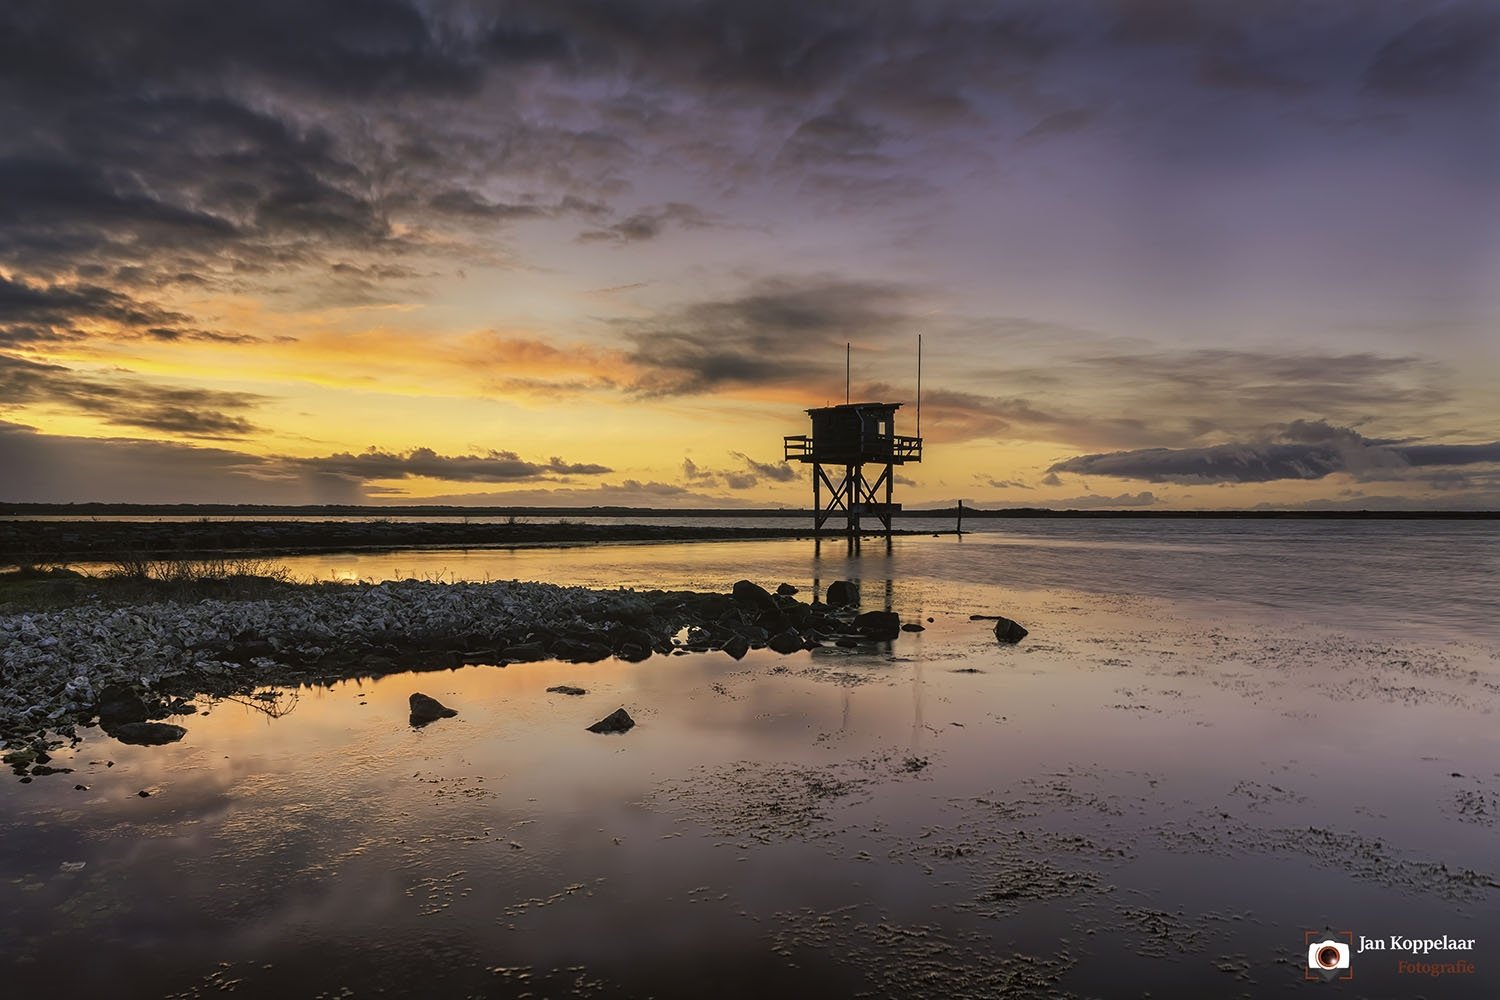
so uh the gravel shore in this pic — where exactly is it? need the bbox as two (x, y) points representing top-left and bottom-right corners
(0, 577), (895, 752)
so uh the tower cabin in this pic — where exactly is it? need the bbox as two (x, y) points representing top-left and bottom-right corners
(784, 401), (923, 537)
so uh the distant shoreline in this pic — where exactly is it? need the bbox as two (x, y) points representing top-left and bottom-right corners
(1, 502), (1495, 520)
(0, 520), (938, 566)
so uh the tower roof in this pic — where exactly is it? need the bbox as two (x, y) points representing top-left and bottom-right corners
(804, 401), (903, 416)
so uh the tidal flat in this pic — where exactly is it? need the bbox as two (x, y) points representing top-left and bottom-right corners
(2, 526), (1498, 998)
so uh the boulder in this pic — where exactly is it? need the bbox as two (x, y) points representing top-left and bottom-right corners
(731, 579), (778, 612)
(409, 693), (458, 726)
(853, 610), (902, 641)
(546, 685), (587, 696)
(755, 610), (792, 634)
(901, 623), (926, 632)
(96, 684), (150, 729)
(767, 630), (804, 655)
(110, 722), (188, 746)
(616, 643), (652, 663)
(610, 626), (657, 651)
(722, 634), (751, 660)
(500, 643), (549, 662)
(993, 617), (1029, 644)
(587, 708), (636, 734)
(775, 583), (799, 596)
(825, 580), (859, 607)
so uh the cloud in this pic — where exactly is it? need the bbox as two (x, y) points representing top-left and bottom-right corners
(411, 481), (759, 509)
(0, 274), (268, 347)
(624, 275), (919, 396)
(0, 422), (620, 503)
(0, 420), (357, 504)
(1364, 3), (1500, 98)
(682, 451), (797, 490)
(1044, 491), (1161, 509)
(1050, 420), (1500, 484)
(578, 203), (713, 244)
(0, 352), (265, 437)
(289, 447), (612, 484)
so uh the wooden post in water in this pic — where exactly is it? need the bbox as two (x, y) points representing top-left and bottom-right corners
(957, 498), (964, 536)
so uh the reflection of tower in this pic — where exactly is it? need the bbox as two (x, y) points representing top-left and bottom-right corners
(784, 402), (923, 539)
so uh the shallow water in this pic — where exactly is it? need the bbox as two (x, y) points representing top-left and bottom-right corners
(179, 519), (1499, 643)
(4, 531), (1499, 997)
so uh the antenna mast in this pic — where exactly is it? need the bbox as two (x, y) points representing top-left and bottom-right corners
(845, 342), (851, 405)
(916, 334), (922, 438)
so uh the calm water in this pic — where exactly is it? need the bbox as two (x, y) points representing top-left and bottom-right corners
(151, 518), (1499, 644)
(4, 525), (1499, 997)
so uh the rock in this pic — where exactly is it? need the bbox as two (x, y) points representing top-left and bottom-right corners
(690, 594), (733, 617)
(550, 638), (612, 663)
(30, 765), (73, 776)
(499, 643), (549, 662)
(610, 626), (657, 651)
(775, 583), (799, 596)
(755, 610), (792, 635)
(586, 708), (635, 734)
(901, 623), (926, 632)
(546, 685), (587, 696)
(96, 684), (149, 729)
(137, 789), (150, 797)
(853, 610), (901, 641)
(731, 579), (777, 612)
(3, 749), (37, 769)
(616, 643), (652, 663)
(768, 629), (804, 654)
(993, 617), (1029, 644)
(409, 693), (458, 726)
(722, 634), (750, 660)
(111, 722), (187, 746)
(825, 580), (859, 607)
(835, 638), (861, 648)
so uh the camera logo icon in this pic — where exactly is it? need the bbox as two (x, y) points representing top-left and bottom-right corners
(1304, 931), (1354, 981)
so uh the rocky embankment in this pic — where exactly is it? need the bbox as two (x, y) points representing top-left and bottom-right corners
(1, 577), (917, 757)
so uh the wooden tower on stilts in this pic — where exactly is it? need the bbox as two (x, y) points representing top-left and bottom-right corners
(784, 401), (923, 538)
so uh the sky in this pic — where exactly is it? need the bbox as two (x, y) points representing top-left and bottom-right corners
(1, 0), (1498, 509)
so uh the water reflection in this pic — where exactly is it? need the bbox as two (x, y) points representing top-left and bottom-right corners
(4, 576), (1497, 997)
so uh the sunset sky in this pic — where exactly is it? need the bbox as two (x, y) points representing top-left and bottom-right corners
(2, 0), (1497, 509)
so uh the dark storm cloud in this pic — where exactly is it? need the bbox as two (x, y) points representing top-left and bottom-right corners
(0, 353), (265, 437)
(290, 447), (612, 484)
(1050, 420), (1500, 484)
(0, 0), (1487, 289)
(625, 277), (918, 395)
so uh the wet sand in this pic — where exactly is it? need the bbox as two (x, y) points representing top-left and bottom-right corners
(3, 548), (1497, 998)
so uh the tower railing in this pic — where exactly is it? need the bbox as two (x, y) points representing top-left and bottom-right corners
(784, 434), (922, 463)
